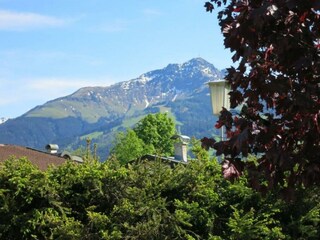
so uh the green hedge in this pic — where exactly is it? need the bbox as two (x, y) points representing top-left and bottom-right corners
(0, 157), (319, 239)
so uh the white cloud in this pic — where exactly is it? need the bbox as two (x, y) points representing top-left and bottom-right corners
(0, 77), (118, 117)
(0, 10), (69, 31)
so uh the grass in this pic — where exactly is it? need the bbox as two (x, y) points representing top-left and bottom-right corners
(158, 106), (183, 125)
(121, 116), (145, 128)
(26, 101), (113, 123)
(26, 106), (71, 119)
(80, 131), (104, 140)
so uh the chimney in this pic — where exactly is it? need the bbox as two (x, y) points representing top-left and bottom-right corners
(45, 144), (59, 154)
(171, 134), (190, 162)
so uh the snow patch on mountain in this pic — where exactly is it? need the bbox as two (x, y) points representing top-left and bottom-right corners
(145, 99), (150, 108)
(137, 74), (153, 83)
(121, 81), (130, 90)
(0, 117), (9, 124)
(172, 94), (178, 102)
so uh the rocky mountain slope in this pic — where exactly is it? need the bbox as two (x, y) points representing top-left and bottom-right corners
(0, 58), (224, 159)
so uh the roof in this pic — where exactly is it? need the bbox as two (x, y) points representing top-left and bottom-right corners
(0, 144), (67, 171)
(171, 134), (191, 144)
(61, 151), (84, 163)
(133, 154), (188, 168)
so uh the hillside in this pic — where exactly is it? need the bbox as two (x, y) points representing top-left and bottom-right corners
(0, 58), (224, 159)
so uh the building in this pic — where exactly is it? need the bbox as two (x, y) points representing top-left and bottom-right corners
(0, 144), (82, 171)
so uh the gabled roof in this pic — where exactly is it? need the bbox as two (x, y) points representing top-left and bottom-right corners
(0, 144), (67, 171)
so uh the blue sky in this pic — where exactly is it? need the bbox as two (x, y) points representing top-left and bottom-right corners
(0, 0), (232, 118)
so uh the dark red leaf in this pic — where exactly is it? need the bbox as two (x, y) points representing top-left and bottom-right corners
(204, 0), (320, 191)
(201, 137), (216, 150)
(204, 2), (214, 12)
(299, 11), (308, 23)
(233, 6), (246, 13)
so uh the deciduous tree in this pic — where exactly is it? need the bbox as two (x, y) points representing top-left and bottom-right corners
(134, 113), (176, 156)
(203, 0), (320, 190)
(110, 129), (152, 164)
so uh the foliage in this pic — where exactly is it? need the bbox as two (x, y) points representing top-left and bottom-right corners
(110, 129), (153, 164)
(203, 0), (320, 189)
(110, 113), (176, 164)
(133, 112), (176, 156)
(190, 137), (210, 161)
(1, 155), (319, 239)
(0, 157), (82, 239)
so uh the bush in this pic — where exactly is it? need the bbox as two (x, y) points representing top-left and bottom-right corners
(0, 156), (319, 239)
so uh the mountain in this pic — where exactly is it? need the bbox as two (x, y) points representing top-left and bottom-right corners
(0, 117), (9, 124)
(0, 58), (224, 160)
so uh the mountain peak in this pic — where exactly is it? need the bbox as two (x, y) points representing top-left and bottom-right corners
(0, 57), (224, 158)
(163, 58), (213, 72)
(184, 57), (212, 66)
